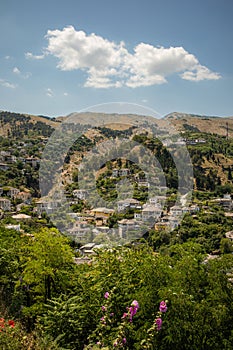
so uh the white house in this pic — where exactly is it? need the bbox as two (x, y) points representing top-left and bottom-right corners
(36, 198), (61, 215)
(142, 204), (161, 221)
(117, 198), (141, 211)
(169, 205), (183, 217)
(118, 219), (140, 238)
(73, 189), (89, 200)
(6, 187), (20, 199)
(0, 198), (11, 211)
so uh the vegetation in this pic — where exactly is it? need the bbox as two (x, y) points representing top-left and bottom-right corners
(0, 227), (233, 349)
(0, 111), (233, 348)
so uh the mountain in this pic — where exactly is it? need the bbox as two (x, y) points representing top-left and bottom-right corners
(164, 112), (233, 137)
(0, 111), (60, 138)
(1, 109), (232, 138)
(58, 111), (233, 137)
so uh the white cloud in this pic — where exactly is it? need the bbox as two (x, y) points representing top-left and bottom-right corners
(25, 52), (45, 60)
(63, 92), (68, 96)
(181, 65), (221, 81)
(12, 66), (31, 79)
(0, 79), (17, 89)
(124, 44), (202, 87)
(13, 67), (21, 75)
(32, 26), (221, 88)
(46, 88), (54, 97)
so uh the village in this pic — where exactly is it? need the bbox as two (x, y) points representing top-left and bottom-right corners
(1, 143), (233, 259)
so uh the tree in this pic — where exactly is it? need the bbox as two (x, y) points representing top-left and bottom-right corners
(19, 228), (75, 320)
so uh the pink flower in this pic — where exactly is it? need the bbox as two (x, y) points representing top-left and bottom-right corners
(131, 300), (139, 311)
(104, 292), (109, 299)
(122, 312), (128, 319)
(101, 306), (106, 311)
(155, 317), (162, 330)
(129, 300), (139, 321)
(100, 316), (106, 324)
(113, 340), (118, 347)
(129, 307), (135, 322)
(159, 301), (167, 313)
(122, 337), (127, 344)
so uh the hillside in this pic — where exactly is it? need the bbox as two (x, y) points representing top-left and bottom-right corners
(0, 108), (233, 349)
(0, 110), (60, 138)
(1, 109), (233, 138)
(165, 112), (233, 137)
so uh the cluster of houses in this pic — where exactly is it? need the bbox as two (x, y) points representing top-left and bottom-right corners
(0, 140), (232, 257)
(31, 192), (200, 244)
(0, 149), (40, 170)
(1, 175), (232, 245)
(0, 186), (32, 212)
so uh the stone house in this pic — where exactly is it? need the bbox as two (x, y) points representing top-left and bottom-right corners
(0, 198), (11, 211)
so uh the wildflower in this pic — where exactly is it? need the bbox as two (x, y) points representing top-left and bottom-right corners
(159, 301), (167, 313)
(155, 317), (162, 331)
(0, 318), (4, 330)
(131, 300), (139, 311)
(104, 292), (109, 299)
(122, 312), (128, 319)
(100, 316), (106, 324)
(101, 306), (106, 311)
(113, 340), (118, 347)
(110, 312), (114, 317)
(8, 320), (15, 328)
(122, 337), (127, 344)
(129, 300), (139, 321)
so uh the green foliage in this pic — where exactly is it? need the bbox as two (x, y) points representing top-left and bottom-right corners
(1, 221), (233, 349)
(19, 228), (75, 319)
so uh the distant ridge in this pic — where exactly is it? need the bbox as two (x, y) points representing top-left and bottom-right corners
(0, 109), (233, 138)
(164, 112), (233, 137)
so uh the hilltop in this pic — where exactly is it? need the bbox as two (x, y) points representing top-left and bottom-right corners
(0, 110), (60, 138)
(60, 111), (233, 137)
(1, 109), (233, 138)
(165, 112), (233, 137)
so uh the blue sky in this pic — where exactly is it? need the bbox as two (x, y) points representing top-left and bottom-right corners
(0, 0), (233, 117)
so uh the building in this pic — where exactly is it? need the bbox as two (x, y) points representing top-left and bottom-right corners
(0, 198), (11, 211)
(0, 163), (9, 171)
(117, 198), (141, 211)
(68, 221), (91, 241)
(36, 198), (61, 215)
(73, 189), (89, 200)
(225, 231), (233, 240)
(5, 224), (21, 231)
(112, 168), (130, 177)
(16, 191), (32, 203)
(118, 219), (140, 238)
(169, 205), (183, 217)
(12, 213), (31, 220)
(142, 204), (161, 221)
(79, 243), (104, 256)
(90, 207), (114, 225)
(210, 194), (233, 211)
(24, 157), (40, 168)
(5, 187), (20, 199)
